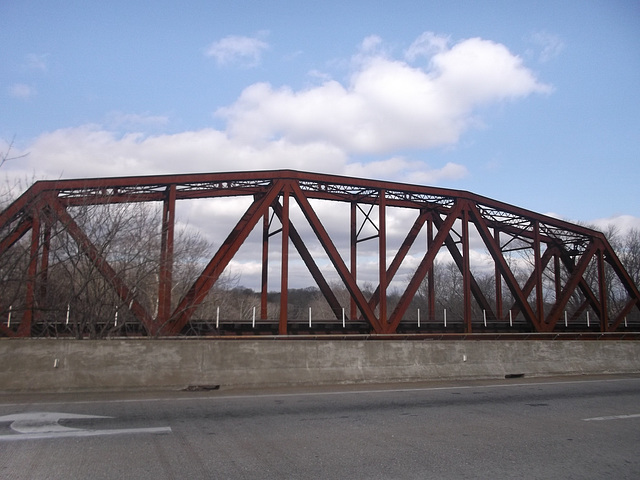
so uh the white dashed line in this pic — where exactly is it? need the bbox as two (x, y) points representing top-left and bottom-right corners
(583, 413), (640, 422)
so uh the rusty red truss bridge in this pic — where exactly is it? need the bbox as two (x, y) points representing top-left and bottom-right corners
(1, 170), (639, 338)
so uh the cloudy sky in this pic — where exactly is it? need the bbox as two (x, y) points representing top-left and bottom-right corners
(1, 0), (639, 232)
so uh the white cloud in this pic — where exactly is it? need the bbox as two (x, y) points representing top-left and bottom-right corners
(530, 31), (565, 63)
(429, 37), (553, 106)
(344, 157), (467, 184)
(205, 33), (269, 67)
(9, 83), (36, 99)
(590, 215), (640, 237)
(24, 53), (49, 72)
(543, 213), (640, 238)
(359, 35), (384, 54)
(218, 33), (551, 155)
(105, 111), (170, 131)
(6, 32), (548, 192)
(405, 32), (449, 61)
(13, 126), (347, 179)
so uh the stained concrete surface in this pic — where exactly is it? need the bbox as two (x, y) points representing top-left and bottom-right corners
(1, 338), (639, 392)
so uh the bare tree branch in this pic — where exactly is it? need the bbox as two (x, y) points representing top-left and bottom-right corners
(1, 135), (29, 169)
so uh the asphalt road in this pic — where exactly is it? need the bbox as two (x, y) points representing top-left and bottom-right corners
(1, 375), (639, 479)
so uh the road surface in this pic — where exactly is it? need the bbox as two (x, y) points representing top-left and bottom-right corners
(1, 375), (639, 479)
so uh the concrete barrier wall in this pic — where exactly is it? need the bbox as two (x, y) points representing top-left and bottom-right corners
(1, 339), (639, 392)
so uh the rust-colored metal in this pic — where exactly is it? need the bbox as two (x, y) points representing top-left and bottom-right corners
(260, 211), (269, 320)
(157, 184), (176, 328)
(350, 202), (357, 322)
(1, 169), (639, 338)
(48, 196), (157, 333)
(495, 229), (505, 321)
(165, 180), (285, 334)
(271, 200), (343, 321)
(19, 209), (40, 336)
(279, 185), (290, 335)
(378, 189), (387, 327)
(427, 219), (435, 323)
(462, 206), (472, 333)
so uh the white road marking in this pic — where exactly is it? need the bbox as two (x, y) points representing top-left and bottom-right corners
(0, 426), (172, 442)
(0, 411), (172, 441)
(583, 413), (640, 422)
(0, 411), (110, 433)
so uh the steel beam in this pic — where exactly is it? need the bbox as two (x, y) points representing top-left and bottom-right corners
(494, 228), (503, 321)
(533, 221), (545, 321)
(597, 249), (608, 331)
(271, 201), (344, 322)
(461, 206), (472, 332)
(545, 241), (600, 330)
(1, 170), (639, 338)
(427, 218), (436, 323)
(261, 211), (270, 320)
(18, 210), (40, 337)
(47, 197), (156, 334)
(290, 181), (383, 333)
(0, 216), (33, 258)
(165, 180), (285, 335)
(157, 184), (176, 327)
(435, 213), (496, 321)
(469, 202), (542, 331)
(350, 202), (357, 321)
(507, 246), (557, 325)
(279, 186), (290, 335)
(368, 209), (430, 317)
(388, 201), (463, 333)
(378, 190), (387, 326)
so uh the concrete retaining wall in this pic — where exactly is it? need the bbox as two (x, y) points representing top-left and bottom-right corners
(1, 339), (639, 392)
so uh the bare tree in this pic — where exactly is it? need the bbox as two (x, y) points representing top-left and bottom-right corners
(0, 135), (28, 169)
(620, 229), (640, 287)
(0, 190), (229, 337)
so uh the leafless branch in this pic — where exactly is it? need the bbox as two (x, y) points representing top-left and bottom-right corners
(1, 135), (29, 168)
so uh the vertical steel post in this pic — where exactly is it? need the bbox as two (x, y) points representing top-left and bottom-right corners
(38, 218), (51, 308)
(378, 190), (387, 328)
(554, 254), (562, 302)
(427, 218), (435, 322)
(157, 184), (176, 327)
(597, 248), (609, 332)
(19, 212), (41, 336)
(533, 221), (545, 325)
(350, 201), (357, 322)
(261, 210), (269, 320)
(462, 206), (472, 333)
(279, 186), (290, 335)
(494, 228), (503, 321)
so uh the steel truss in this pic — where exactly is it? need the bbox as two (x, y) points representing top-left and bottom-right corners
(1, 170), (639, 337)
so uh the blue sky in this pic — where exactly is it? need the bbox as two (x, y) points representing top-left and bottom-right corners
(1, 0), (639, 231)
